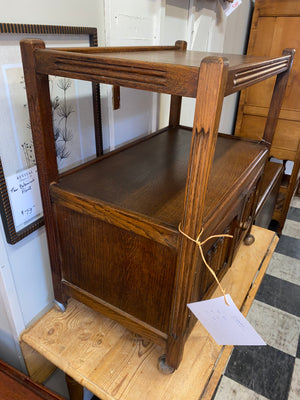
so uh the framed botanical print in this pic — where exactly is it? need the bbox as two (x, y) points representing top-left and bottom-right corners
(0, 22), (102, 244)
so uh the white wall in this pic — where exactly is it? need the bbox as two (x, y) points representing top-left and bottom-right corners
(1, 0), (102, 29)
(220, 0), (253, 133)
(160, 0), (190, 44)
(0, 231), (26, 371)
(0, 292), (23, 368)
(163, 0), (253, 134)
(101, 0), (162, 150)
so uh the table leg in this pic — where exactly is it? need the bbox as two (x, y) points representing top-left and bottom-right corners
(65, 374), (84, 400)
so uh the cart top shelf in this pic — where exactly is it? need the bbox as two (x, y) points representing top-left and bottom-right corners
(25, 39), (292, 97)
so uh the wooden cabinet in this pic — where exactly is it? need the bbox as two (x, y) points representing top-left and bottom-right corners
(21, 39), (294, 370)
(235, 0), (300, 233)
(0, 360), (64, 400)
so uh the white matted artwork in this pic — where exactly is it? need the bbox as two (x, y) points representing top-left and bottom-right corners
(0, 24), (102, 244)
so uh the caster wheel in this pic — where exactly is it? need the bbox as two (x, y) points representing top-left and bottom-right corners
(157, 355), (175, 375)
(244, 234), (255, 246)
(53, 300), (66, 312)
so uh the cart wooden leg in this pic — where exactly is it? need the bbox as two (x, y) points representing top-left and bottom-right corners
(65, 374), (84, 400)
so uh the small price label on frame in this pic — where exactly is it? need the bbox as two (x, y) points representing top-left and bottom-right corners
(6, 166), (43, 229)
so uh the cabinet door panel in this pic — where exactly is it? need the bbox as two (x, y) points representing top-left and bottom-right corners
(240, 116), (300, 160)
(259, 0), (300, 17)
(246, 16), (300, 111)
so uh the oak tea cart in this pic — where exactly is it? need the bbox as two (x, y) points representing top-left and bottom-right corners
(21, 39), (294, 372)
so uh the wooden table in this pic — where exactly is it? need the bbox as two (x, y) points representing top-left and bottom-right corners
(20, 226), (278, 400)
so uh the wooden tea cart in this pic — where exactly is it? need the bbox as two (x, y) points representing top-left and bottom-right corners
(21, 39), (294, 371)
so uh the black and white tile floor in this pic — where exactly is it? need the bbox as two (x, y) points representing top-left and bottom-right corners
(213, 196), (300, 400)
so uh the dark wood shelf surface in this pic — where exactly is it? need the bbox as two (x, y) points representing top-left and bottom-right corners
(56, 127), (267, 228)
(34, 46), (291, 97)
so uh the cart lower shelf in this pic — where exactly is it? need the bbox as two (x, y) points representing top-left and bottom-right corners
(57, 126), (267, 228)
(21, 225), (278, 400)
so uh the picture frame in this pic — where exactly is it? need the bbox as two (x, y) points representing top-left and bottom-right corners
(0, 22), (102, 244)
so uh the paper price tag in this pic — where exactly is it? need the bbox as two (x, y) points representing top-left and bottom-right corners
(220, 0), (242, 17)
(6, 166), (43, 229)
(188, 295), (265, 346)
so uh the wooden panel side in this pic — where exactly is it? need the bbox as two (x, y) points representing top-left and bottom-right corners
(21, 226), (277, 400)
(20, 342), (56, 384)
(239, 115), (300, 161)
(243, 105), (300, 121)
(235, 3), (300, 139)
(242, 17), (300, 111)
(257, 0), (300, 17)
(226, 57), (290, 95)
(63, 282), (168, 348)
(50, 184), (179, 249)
(54, 203), (177, 334)
(34, 49), (199, 97)
(0, 359), (64, 400)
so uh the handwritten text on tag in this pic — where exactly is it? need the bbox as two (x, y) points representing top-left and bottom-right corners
(188, 295), (265, 346)
(6, 166), (43, 228)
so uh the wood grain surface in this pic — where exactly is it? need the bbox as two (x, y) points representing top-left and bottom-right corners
(31, 44), (291, 97)
(0, 359), (64, 400)
(234, 0), (299, 235)
(20, 38), (286, 373)
(21, 226), (278, 400)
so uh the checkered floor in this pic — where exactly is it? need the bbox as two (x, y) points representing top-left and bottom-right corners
(213, 196), (300, 400)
